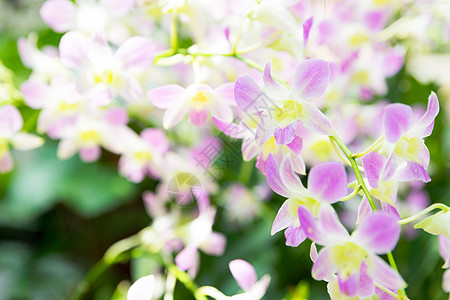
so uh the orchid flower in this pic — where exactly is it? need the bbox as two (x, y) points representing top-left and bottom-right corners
(298, 205), (406, 298)
(0, 105), (44, 173)
(59, 31), (156, 106)
(381, 92), (439, 182)
(118, 128), (169, 183)
(40, 0), (137, 44)
(228, 259), (270, 300)
(127, 274), (154, 300)
(267, 154), (348, 247)
(148, 83), (235, 129)
(175, 207), (226, 277)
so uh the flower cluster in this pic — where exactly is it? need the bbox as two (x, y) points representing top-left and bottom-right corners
(2, 0), (450, 299)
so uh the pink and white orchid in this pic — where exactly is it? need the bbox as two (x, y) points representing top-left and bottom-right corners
(267, 154), (348, 247)
(148, 83), (235, 129)
(0, 105), (44, 173)
(228, 259), (270, 300)
(298, 205), (406, 298)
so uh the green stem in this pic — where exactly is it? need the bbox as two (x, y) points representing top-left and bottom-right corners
(330, 135), (377, 210)
(167, 265), (208, 300)
(338, 185), (361, 202)
(238, 160), (253, 183)
(170, 13), (178, 52)
(330, 135), (406, 299)
(399, 203), (449, 225)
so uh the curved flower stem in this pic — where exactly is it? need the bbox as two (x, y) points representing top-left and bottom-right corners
(398, 203), (449, 225)
(167, 265), (208, 300)
(170, 13), (178, 52)
(329, 136), (351, 166)
(196, 286), (228, 300)
(375, 282), (400, 299)
(338, 185), (361, 201)
(352, 135), (384, 159)
(330, 135), (407, 299)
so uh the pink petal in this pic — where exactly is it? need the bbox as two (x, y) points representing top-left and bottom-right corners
(380, 203), (401, 220)
(290, 59), (330, 101)
(266, 154), (290, 197)
(279, 155), (305, 192)
(302, 17), (313, 46)
(80, 146), (101, 162)
(271, 200), (292, 235)
(358, 262), (375, 297)
(263, 63), (289, 100)
(367, 254), (406, 290)
(383, 103), (413, 143)
(357, 196), (373, 224)
(363, 11), (387, 31)
(415, 91), (439, 136)
(210, 99), (234, 123)
(308, 162), (347, 203)
(299, 101), (334, 135)
(439, 235), (450, 268)
(286, 135), (303, 155)
(0, 105), (23, 136)
(116, 36), (156, 70)
(141, 129), (168, 154)
(354, 213), (400, 254)
(274, 123), (296, 145)
(40, 0), (76, 33)
(234, 75), (265, 113)
(318, 205), (349, 239)
(229, 259), (257, 292)
(312, 247), (336, 280)
(213, 117), (246, 139)
(127, 274), (154, 300)
(201, 232), (226, 256)
(88, 85), (111, 106)
(362, 151), (384, 188)
(148, 84), (185, 109)
(214, 82), (236, 105)
(20, 80), (49, 109)
(443, 269), (450, 292)
(175, 245), (198, 271)
(0, 152), (14, 173)
(101, 0), (136, 17)
(338, 272), (359, 297)
(407, 162), (431, 183)
(297, 206), (325, 245)
(285, 224), (307, 247)
(163, 103), (190, 129)
(104, 108), (128, 125)
(189, 109), (209, 126)
(59, 31), (88, 68)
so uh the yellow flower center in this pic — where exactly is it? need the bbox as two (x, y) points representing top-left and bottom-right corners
(349, 32), (369, 47)
(371, 180), (397, 205)
(394, 136), (424, 164)
(273, 100), (301, 126)
(191, 90), (211, 111)
(331, 242), (367, 279)
(80, 130), (101, 143)
(94, 70), (117, 85)
(0, 138), (9, 158)
(58, 100), (80, 112)
(133, 150), (152, 162)
(352, 70), (370, 84)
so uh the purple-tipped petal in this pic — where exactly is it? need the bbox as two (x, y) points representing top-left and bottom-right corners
(380, 203), (401, 220)
(285, 225), (307, 247)
(308, 162), (347, 203)
(362, 151), (384, 188)
(175, 245), (198, 271)
(80, 146), (101, 162)
(213, 117), (245, 139)
(116, 36), (156, 69)
(367, 254), (406, 290)
(298, 101), (334, 135)
(229, 259), (257, 292)
(298, 206), (325, 244)
(302, 17), (313, 47)
(318, 205), (349, 239)
(40, 0), (76, 33)
(286, 135), (303, 155)
(338, 272), (359, 297)
(383, 103), (413, 143)
(415, 92), (439, 136)
(148, 84), (185, 109)
(263, 63), (289, 100)
(312, 247), (337, 280)
(290, 59), (330, 101)
(271, 200), (292, 235)
(141, 129), (169, 153)
(407, 161), (431, 183)
(234, 75), (265, 113)
(274, 123), (296, 145)
(266, 154), (290, 197)
(189, 109), (208, 126)
(201, 232), (226, 256)
(358, 262), (375, 297)
(279, 155), (306, 193)
(353, 213), (400, 254)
